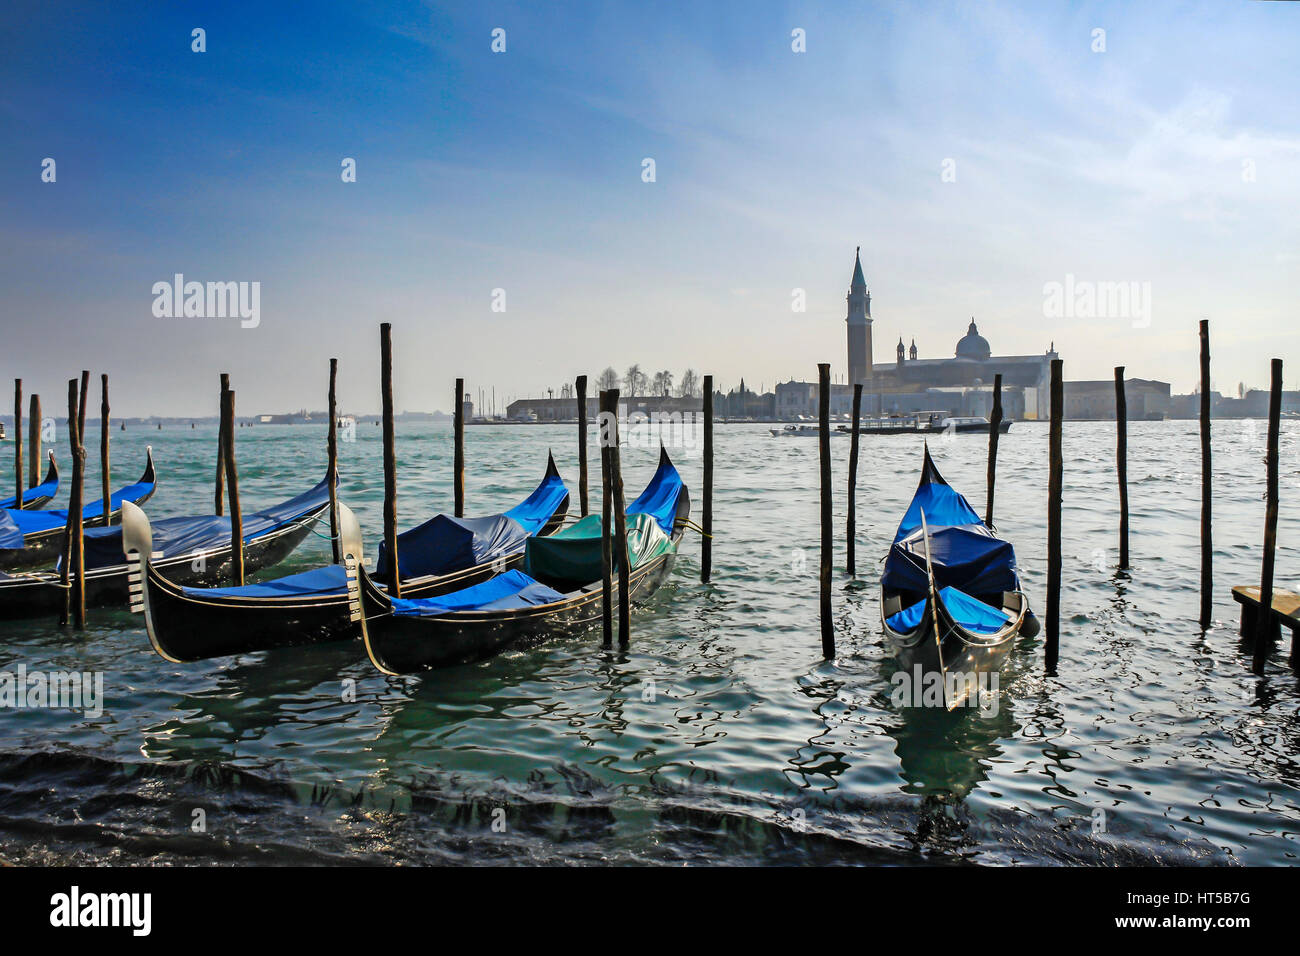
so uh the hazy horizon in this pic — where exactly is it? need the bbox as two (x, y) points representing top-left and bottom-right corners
(3, 1), (1298, 418)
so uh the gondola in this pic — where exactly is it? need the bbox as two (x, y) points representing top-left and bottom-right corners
(880, 446), (1037, 711)
(0, 452), (59, 510)
(0, 447), (157, 570)
(0, 470), (331, 621)
(358, 446), (690, 675)
(123, 454), (570, 662)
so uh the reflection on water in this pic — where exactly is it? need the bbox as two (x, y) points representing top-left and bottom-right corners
(1, 421), (1299, 864)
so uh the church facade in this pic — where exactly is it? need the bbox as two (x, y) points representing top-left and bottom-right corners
(775, 249), (1060, 421)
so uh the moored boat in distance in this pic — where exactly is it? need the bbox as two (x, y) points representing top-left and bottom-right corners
(770, 424), (844, 437)
(122, 454), (571, 662)
(359, 446), (691, 674)
(880, 446), (1037, 711)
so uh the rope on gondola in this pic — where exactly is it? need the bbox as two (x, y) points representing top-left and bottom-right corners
(676, 518), (711, 538)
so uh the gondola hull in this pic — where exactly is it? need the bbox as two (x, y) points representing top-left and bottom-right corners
(131, 458), (570, 661)
(0, 449), (156, 571)
(361, 473), (691, 675)
(360, 542), (679, 674)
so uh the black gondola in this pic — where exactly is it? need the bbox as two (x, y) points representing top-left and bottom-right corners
(0, 447), (157, 570)
(123, 455), (570, 662)
(0, 470), (330, 621)
(358, 447), (690, 674)
(0, 452), (59, 510)
(880, 446), (1037, 710)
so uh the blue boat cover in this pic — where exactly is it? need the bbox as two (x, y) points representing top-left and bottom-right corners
(503, 468), (570, 535)
(882, 448), (1021, 600)
(886, 586), (1014, 636)
(183, 563), (348, 600)
(0, 511), (22, 549)
(626, 452), (685, 536)
(78, 475), (332, 571)
(893, 453), (982, 543)
(388, 568), (564, 616)
(375, 513), (529, 580)
(0, 471), (58, 511)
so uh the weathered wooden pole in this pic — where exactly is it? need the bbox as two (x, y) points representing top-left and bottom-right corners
(221, 388), (244, 586)
(847, 382), (863, 576)
(985, 373), (1003, 527)
(576, 374), (589, 517)
(76, 370), (88, 451)
(453, 378), (465, 518)
(1199, 320), (1212, 628)
(818, 363), (834, 658)
(599, 390), (614, 645)
(215, 372), (229, 516)
(702, 374), (713, 584)
(13, 379), (23, 509)
(27, 393), (41, 488)
(1046, 358), (1064, 672)
(100, 374), (111, 526)
(380, 323), (401, 597)
(1114, 367), (1129, 570)
(1253, 358), (1283, 674)
(327, 358), (340, 563)
(607, 390), (631, 645)
(60, 378), (87, 628)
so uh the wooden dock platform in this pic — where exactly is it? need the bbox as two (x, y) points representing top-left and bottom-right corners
(1232, 585), (1300, 662)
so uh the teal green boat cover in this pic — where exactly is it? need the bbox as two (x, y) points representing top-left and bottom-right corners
(523, 513), (674, 586)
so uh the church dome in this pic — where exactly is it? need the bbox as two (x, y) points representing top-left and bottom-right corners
(955, 319), (991, 360)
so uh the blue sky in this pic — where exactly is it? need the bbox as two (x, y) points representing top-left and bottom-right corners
(2, 0), (1298, 416)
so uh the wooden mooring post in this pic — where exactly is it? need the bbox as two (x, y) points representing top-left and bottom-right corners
(453, 377), (465, 518)
(702, 374), (713, 584)
(28, 393), (41, 488)
(327, 358), (340, 563)
(847, 382), (862, 576)
(1251, 358), (1283, 674)
(985, 373), (1002, 527)
(76, 370), (88, 451)
(1045, 358), (1063, 672)
(576, 374), (589, 517)
(380, 323), (401, 597)
(1199, 320), (1212, 628)
(60, 378), (87, 628)
(215, 373), (229, 516)
(100, 374), (111, 526)
(1114, 367), (1129, 570)
(13, 379), (23, 509)
(818, 362), (834, 658)
(605, 389), (630, 645)
(220, 388), (244, 586)
(599, 389), (614, 645)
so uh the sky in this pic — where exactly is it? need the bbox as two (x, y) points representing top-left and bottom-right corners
(1, 0), (1298, 417)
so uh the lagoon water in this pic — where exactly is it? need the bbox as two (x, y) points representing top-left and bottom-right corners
(1, 419), (1298, 865)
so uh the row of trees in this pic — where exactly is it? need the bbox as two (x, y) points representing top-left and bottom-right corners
(595, 365), (702, 398)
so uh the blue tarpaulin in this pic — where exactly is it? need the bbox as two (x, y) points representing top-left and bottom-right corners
(885, 586), (1014, 636)
(0, 463), (58, 510)
(503, 468), (570, 535)
(626, 452), (685, 536)
(80, 475), (333, 571)
(375, 513), (529, 580)
(183, 564), (348, 600)
(388, 568), (564, 616)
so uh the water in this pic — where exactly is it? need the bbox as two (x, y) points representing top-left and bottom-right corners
(2, 419), (1298, 865)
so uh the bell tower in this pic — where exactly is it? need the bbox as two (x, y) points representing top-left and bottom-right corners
(846, 247), (872, 387)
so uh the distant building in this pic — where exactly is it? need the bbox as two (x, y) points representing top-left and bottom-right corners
(1064, 379), (1171, 420)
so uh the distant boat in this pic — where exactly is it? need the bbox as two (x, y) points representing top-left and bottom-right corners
(769, 424), (844, 437)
